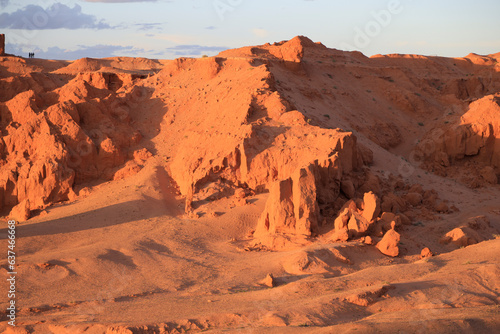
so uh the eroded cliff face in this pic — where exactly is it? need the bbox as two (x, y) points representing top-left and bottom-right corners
(416, 93), (500, 186)
(0, 67), (148, 220)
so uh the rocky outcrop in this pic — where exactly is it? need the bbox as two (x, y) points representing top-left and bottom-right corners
(254, 155), (346, 240)
(0, 74), (145, 216)
(417, 94), (500, 183)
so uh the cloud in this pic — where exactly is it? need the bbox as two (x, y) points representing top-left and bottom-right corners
(165, 44), (228, 56)
(8, 44), (145, 60)
(0, 0), (9, 8)
(134, 22), (164, 31)
(0, 3), (112, 30)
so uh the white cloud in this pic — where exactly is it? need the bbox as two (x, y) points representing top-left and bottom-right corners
(0, 3), (112, 30)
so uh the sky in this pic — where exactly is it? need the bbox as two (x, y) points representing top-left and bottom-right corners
(1, 0), (499, 60)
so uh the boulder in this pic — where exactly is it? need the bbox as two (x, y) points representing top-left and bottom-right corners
(440, 227), (482, 247)
(408, 184), (424, 194)
(398, 212), (411, 225)
(340, 179), (355, 199)
(260, 273), (276, 288)
(361, 191), (381, 222)
(376, 228), (401, 257)
(435, 201), (449, 213)
(420, 247), (433, 259)
(381, 192), (408, 213)
(348, 212), (371, 238)
(363, 236), (374, 245)
(405, 192), (423, 206)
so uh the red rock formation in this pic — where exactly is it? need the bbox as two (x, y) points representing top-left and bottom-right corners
(0, 34), (4, 56)
(376, 226), (401, 257)
(418, 94), (500, 183)
(361, 191), (381, 222)
(255, 155), (349, 241)
(0, 69), (145, 216)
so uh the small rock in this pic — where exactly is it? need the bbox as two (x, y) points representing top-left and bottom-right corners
(435, 201), (449, 213)
(408, 184), (424, 194)
(341, 180), (356, 199)
(398, 213), (412, 225)
(420, 247), (433, 259)
(364, 236), (374, 245)
(206, 210), (219, 218)
(261, 273), (276, 288)
(380, 212), (402, 230)
(133, 148), (153, 165)
(405, 192), (423, 206)
(234, 188), (247, 199)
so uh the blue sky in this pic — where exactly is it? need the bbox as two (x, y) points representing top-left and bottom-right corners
(1, 0), (499, 60)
